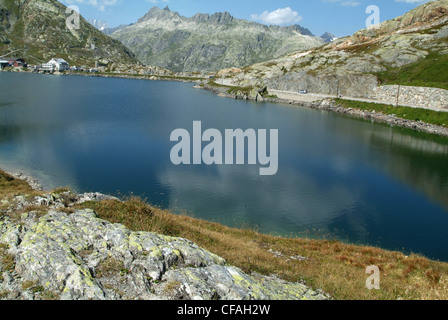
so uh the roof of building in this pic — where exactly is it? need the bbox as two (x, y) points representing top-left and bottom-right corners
(50, 58), (69, 64)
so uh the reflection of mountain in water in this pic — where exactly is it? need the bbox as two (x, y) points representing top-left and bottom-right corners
(329, 116), (448, 209)
(2, 72), (448, 260)
(369, 129), (448, 209)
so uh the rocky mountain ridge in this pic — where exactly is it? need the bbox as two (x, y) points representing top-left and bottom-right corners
(223, 0), (448, 98)
(0, 0), (139, 67)
(320, 32), (337, 43)
(109, 6), (325, 72)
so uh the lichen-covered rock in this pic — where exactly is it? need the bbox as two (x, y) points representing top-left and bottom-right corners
(158, 265), (325, 300)
(0, 208), (327, 300)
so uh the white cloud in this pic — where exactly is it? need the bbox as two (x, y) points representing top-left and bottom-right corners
(251, 7), (302, 25)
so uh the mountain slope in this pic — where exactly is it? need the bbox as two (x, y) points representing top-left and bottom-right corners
(0, 0), (139, 67)
(226, 0), (448, 97)
(110, 6), (325, 73)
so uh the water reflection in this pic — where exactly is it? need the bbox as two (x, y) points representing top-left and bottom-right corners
(1, 72), (448, 261)
(368, 129), (448, 209)
(159, 164), (360, 233)
(318, 113), (448, 210)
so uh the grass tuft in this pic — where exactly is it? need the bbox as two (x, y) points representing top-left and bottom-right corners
(0, 171), (34, 197)
(376, 51), (448, 90)
(336, 99), (448, 128)
(73, 197), (448, 300)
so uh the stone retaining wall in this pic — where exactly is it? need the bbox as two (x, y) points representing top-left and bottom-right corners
(259, 72), (379, 99)
(376, 85), (448, 110)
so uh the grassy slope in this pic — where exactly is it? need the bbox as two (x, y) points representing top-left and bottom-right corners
(2, 170), (448, 300)
(336, 99), (448, 128)
(0, 0), (138, 66)
(376, 51), (448, 91)
(76, 198), (448, 300)
(0, 170), (34, 197)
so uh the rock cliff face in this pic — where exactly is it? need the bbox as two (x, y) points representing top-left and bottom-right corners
(109, 6), (324, 73)
(0, 191), (327, 300)
(0, 0), (139, 67)
(226, 0), (448, 98)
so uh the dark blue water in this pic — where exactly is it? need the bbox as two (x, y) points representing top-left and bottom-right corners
(1, 72), (448, 261)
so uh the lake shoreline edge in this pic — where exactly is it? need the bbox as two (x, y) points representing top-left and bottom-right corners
(3, 69), (448, 138)
(0, 70), (448, 297)
(1, 167), (448, 300)
(0, 168), (331, 301)
(198, 82), (448, 138)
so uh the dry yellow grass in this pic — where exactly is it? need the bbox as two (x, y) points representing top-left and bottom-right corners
(2, 169), (448, 300)
(0, 170), (35, 197)
(76, 197), (448, 300)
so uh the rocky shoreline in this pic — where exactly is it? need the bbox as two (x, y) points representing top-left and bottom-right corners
(200, 84), (448, 138)
(4, 68), (447, 138)
(1, 68), (205, 84)
(4, 171), (43, 191)
(0, 173), (329, 300)
(65, 71), (205, 84)
(62, 72), (448, 137)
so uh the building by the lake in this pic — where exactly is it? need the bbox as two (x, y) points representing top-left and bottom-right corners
(42, 58), (70, 72)
(0, 57), (27, 68)
(0, 59), (8, 70)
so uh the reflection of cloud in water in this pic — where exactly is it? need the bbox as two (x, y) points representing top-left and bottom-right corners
(158, 163), (365, 237)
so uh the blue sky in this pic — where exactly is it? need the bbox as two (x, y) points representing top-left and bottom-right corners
(61, 0), (433, 37)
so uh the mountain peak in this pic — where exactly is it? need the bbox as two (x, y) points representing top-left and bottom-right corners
(111, 7), (324, 72)
(189, 11), (235, 24)
(137, 6), (180, 23)
(88, 18), (109, 31)
(136, 7), (235, 25)
(321, 32), (337, 43)
(209, 11), (234, 24)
